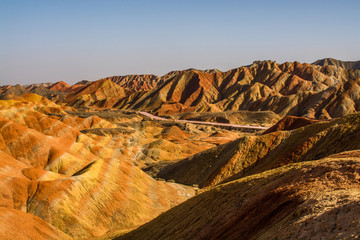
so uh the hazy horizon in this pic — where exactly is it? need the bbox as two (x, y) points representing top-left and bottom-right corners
(1, 0), (359, 85)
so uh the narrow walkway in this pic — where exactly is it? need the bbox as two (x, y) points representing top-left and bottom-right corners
(138, 111), (269, 131)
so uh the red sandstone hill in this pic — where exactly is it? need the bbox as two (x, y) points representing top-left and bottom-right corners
(113, 60), (360, 118)
(48, 81), (71, 92)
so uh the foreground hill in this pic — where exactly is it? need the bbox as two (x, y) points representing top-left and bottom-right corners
(0, 95), (196, 239)
(117, 154), (360, 240)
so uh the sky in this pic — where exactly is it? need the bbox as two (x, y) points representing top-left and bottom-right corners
(0, 0), (359, 85)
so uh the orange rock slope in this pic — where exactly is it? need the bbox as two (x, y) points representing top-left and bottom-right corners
(0, 95), (195, 239)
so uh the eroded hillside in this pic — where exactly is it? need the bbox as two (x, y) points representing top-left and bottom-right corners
(1, 59), (360, 239)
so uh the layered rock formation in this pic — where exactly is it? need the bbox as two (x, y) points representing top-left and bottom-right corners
(48, 81), (71, 92)
(65, 79), (127, 108)
(103, 74), (164, 92)
(1, 58), (359, 120)
(114, 60), (360, 118)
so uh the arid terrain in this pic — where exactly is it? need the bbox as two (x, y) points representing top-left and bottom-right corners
(0, 58), (360, 239)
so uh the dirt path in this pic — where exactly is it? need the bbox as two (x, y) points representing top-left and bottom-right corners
(138, 111), (269, 130)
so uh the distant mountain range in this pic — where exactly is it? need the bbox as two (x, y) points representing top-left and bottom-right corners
(1, 58), (359, 119)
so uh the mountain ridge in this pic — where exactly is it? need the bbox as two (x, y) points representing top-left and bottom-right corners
(313, 58), (360, 70)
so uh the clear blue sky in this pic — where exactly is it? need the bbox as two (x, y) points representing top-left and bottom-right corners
(1, 0), (359, 85)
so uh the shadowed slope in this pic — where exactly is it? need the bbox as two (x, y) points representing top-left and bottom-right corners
(262, 116), (319, 134)
(117, 156), (360, 240)
(0, 85), (28, 100)
(177, 110), (281, 127)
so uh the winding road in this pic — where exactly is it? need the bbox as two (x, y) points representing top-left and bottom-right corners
(138, 111), (269, 131)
